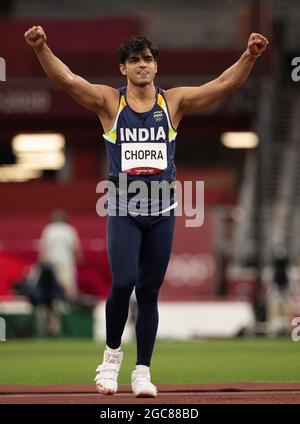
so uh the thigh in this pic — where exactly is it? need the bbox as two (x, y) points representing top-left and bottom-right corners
(107, 215), (142, 285)
(137, 214), (176, 288)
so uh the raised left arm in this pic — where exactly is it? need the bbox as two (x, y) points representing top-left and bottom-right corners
(166, 33), (269, 123)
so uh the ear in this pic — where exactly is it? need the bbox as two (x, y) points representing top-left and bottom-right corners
(154, 61), (158, 75)
(119, 63), (127, 76)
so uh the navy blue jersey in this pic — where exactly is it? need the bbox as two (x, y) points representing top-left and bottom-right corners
(102, 86), (177, 215)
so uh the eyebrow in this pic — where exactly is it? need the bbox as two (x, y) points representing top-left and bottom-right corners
(128, 54), (153, 60)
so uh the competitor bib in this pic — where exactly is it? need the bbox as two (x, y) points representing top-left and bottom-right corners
(121, 143), (167, 175)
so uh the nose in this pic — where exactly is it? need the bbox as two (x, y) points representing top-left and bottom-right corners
(139, 58), (147, 67)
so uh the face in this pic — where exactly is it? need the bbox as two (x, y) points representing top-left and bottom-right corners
(119, 48), (157, 86)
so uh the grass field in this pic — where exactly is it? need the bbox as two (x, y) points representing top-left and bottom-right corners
(0, 338), (299, 385)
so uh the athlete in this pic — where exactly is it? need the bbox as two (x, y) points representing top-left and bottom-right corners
(25, 27), (268, 397)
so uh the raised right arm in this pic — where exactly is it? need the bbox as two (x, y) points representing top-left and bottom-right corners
(24, 25), (118, 115)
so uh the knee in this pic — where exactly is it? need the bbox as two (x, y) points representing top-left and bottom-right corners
(109, 281), (134, 300)
(135, 286), (159, 307)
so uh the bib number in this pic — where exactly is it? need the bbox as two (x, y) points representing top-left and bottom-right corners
(121, 143), (167, 175)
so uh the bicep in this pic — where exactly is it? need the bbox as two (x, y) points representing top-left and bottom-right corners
(177, 77), (230, 115)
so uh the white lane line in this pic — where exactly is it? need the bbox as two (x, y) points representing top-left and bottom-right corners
(1, 391), (300, 398)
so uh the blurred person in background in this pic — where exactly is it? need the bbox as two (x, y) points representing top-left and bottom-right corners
(25, 26), (268, 397)
(40, 209), (83, 302)
(15, 209), (82, 337)
(15, 261), (66, 337)
(266, 247), (294, 336)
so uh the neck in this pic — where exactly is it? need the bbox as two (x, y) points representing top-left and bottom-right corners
(127, 81), (156, 100)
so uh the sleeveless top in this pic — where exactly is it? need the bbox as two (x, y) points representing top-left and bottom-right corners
(102, 86), (177, 215)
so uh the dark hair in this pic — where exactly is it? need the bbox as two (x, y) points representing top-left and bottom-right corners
(117, 35), (158, 64)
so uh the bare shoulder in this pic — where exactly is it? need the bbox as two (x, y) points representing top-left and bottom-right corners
(94, 85), (119, 107)
(93, 85), (120, 132)
(94, 85), (119, 118)
(94, 84), (119, 98)
(164, 87), (185, 129)
(164, 87), (184, 105)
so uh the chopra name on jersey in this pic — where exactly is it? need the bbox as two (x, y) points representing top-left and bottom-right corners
(124, 149), (164, 160)
(120, 126), (166, 142)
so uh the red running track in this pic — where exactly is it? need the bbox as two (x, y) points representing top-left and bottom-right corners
(1, 383), (300, 404)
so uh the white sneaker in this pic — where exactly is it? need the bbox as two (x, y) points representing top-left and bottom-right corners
(95, 348), (123, 395)
(131, 365), (158, 398)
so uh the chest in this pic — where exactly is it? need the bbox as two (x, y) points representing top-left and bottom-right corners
(117, 107), (168, 144)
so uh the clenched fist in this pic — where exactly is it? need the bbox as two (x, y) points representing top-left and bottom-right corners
(24, 26), (47, 49)
(247, 33), (269, 57)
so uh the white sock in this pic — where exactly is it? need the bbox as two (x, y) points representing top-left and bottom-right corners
(106, 345), (121, 353)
